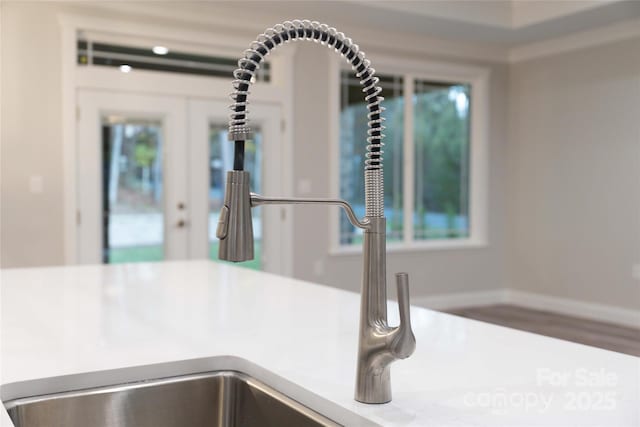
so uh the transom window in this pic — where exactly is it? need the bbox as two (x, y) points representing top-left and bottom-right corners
(76, 39), (271, 81)
(338, 69), (480, 249)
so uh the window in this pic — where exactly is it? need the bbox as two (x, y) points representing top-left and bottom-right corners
(337, 64), (487, 251)
(101, 118), (164, 263)
(340, 72), (404, 245)
(413, 80), (470, 240)
(77, 39), (271, 81)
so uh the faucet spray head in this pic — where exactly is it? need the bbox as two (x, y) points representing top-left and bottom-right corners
(217, 170), (254, 262)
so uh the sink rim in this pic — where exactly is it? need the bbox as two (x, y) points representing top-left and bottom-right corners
(1, 355), (380, 427)
(4, 369), (340, 427)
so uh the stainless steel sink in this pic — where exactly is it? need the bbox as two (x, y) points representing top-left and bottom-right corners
(5, 370), (339, 427)
(4, 367), (346, 427)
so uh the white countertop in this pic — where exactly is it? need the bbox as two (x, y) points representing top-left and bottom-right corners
(1, 261), (638, 426)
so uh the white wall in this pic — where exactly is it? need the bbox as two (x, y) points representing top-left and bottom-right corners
(1, 2), (65, 267)
(507, 37), (640, 311)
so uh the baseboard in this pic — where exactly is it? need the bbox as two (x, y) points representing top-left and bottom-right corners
(411, 289), (508, 311)
(505, 290), (640, 330)
(412, 289), (640, 329)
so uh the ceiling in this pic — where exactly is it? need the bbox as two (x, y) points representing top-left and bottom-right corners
(214, 0), (640, 47)
(352, 1), (623, 29)
(90, 0), (640, 57)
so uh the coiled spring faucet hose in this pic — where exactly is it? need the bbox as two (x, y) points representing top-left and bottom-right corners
(227, 19), (386, 218)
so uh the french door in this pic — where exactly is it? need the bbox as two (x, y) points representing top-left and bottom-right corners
(76, 89), (285, 274)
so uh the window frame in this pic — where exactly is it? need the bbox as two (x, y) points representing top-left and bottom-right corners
(329, 54), (490, 254)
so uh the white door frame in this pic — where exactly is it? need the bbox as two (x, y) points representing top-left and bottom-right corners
(60, 13), (295, 275)
(77, 90), (189, 263)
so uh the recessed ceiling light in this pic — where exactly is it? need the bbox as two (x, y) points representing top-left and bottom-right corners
(152, 46), (169, 55)
(119, 64), (132, 73)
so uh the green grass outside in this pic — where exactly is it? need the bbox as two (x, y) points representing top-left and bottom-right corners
(109, 245), (164, 263)
(108, 241), (262, 271)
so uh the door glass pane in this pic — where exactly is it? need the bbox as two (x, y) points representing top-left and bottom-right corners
(209, 124), (262, 270)
(102, 117), (164, 263)
(339, 71), (404, 245)
(413, 81), (470, 240)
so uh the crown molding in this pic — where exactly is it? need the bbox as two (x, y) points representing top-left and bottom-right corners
(509, 17), (640, 63)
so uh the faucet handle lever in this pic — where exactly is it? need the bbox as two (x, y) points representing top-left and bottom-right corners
(396, 273), (411, 324)
(392, 273), (416, 359)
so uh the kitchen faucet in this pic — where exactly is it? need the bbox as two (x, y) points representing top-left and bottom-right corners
(216, 20), (415, 404)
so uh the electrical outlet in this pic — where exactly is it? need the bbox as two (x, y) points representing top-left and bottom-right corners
(632, 264), (640, 281)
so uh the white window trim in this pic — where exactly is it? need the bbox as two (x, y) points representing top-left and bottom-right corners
(328, 54), (490, 255)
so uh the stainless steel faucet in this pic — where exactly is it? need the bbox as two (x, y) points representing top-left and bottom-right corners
(217, 20), (415, 404)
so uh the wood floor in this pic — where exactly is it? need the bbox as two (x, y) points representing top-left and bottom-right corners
(446, 304), (640, 357)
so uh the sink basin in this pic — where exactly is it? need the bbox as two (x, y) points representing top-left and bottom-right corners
(2, 357), (375, 427)
(5, 370), (338, 427)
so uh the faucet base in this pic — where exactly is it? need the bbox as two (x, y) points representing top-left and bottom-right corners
(354, 218), (416, 404)
(355, 366), (391, 404)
